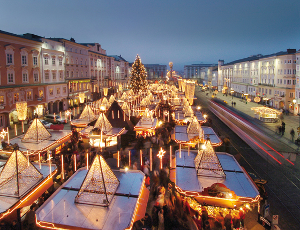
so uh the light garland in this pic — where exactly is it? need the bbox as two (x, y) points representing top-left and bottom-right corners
(0, 150), (43, 197)
(16, 101), (27, 121)
(75, 155), (120, 206)
(22, 118), (52, 142)
(79, 105), (97, 121)
(194, 140), (226, 178)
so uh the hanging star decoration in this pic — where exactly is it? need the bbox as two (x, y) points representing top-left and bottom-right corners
(0, 129), (8, 139)
(157, 147), (166, 160)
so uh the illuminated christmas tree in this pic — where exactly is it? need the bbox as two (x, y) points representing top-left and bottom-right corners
(130, 55), (148, 93)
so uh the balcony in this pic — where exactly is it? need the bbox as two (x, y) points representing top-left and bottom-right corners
(258, 83), (275, 87)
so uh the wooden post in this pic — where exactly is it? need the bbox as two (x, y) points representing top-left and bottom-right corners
(170, 145), (172, 168)
(179, 144), (181, 158)
(129, 150), (131, 168)
(150, 148), (152, 171)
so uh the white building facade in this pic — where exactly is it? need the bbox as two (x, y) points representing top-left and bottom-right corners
(218, 49), (297, 112)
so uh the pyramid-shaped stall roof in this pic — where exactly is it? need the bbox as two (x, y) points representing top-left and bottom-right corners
(79, 104), (97, 121)
(105, 101), (134, 130)
(22, 118), (52, 143)
(0, 150), (43, 197)
(75, 154), (120, 206)
(94, 113), (113, 132)
(194, 140), (226, 178)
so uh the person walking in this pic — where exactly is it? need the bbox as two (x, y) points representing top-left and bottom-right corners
(290, 128), (295, 142)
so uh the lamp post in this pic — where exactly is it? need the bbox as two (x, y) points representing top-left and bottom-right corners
(293, 99), (297, 115)
(230, 90), (234, 99)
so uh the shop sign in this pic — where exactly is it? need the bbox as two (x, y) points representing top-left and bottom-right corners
(264, 203), (270, 217)
(258, 214), (271, 230)
(272, 215), (279, 225)
(0, 106), (4, 109)
(37, 97), (43, 101)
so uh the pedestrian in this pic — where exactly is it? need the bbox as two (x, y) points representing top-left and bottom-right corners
(202, 207), (209, 229)
(224, 210), (232, 230)
(158, 209), (164, 230)
(290, 128), (295, 142)
(25, 205), (37, 230)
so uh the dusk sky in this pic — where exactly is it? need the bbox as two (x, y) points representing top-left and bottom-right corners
(1, 0), (299, 71)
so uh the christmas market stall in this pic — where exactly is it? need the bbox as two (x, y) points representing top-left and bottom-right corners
(134, 108), (157, 137)
(170, 140), (260, 219)
(87, 112), (126, 150)
(0, 150), (57, 222)
(35, 154), (149, 230)
(9, 118), (71, 157)
(71, 104), (98, 129)
(251, 107), (281, 123)
(173, 116), (222, 150)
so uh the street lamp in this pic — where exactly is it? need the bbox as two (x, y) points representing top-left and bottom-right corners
(230, 90), (234, 99)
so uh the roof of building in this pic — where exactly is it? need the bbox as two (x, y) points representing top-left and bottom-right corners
(0, 30), (43, 43)
(175, 149), (259, 199)
(185, 64), (217, 67)
(222, 49), (297, 66)
(109, 55), (128, 62)
(105, 101), (134, 130)
(36, 167), (148, 230)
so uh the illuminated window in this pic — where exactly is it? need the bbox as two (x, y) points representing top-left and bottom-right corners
(39, 90), (44, 98)
(27, 91), (32, 100)
(49, 88), (53, 96)
(14, 93), (19, 103)
(0, 96), (4, 104)
(57, 88), (60, 95)
(63, 87), (67, 94)
(59, 72), (63, 79)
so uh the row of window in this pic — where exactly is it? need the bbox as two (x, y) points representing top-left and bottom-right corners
(0, 91), (33, 104)
(44, 57), (63, 66)
(45, 71), (64, 81)
(6, 53), (38, 66)
(277, 79), (296, 85)
(4, 71), (39, 84)
(277, 69), (296, 75)
(49, 87), (67, 96)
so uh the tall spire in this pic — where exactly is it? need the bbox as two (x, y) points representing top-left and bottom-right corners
(0, 150), (43, 197)
(79, 104), (97, 121)
(194, 140), (226, 178)
(75, 155), (119, 206)
(22, 118), (51, 142)
(94, 113), (112, 132)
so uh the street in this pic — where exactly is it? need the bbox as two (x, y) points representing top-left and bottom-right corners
(195, 88), (300, 230)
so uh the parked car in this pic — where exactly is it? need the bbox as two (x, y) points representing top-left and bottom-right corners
(248, 172), (268, 200)
(29, 119), (53, 128)
(44, 114), (66, 124)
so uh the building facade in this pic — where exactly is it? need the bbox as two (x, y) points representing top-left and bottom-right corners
(184, 64), (217, 86)
(218, 49), (297, 112)
(0, 30), (44, 129)
(144, 64), (167, 80)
